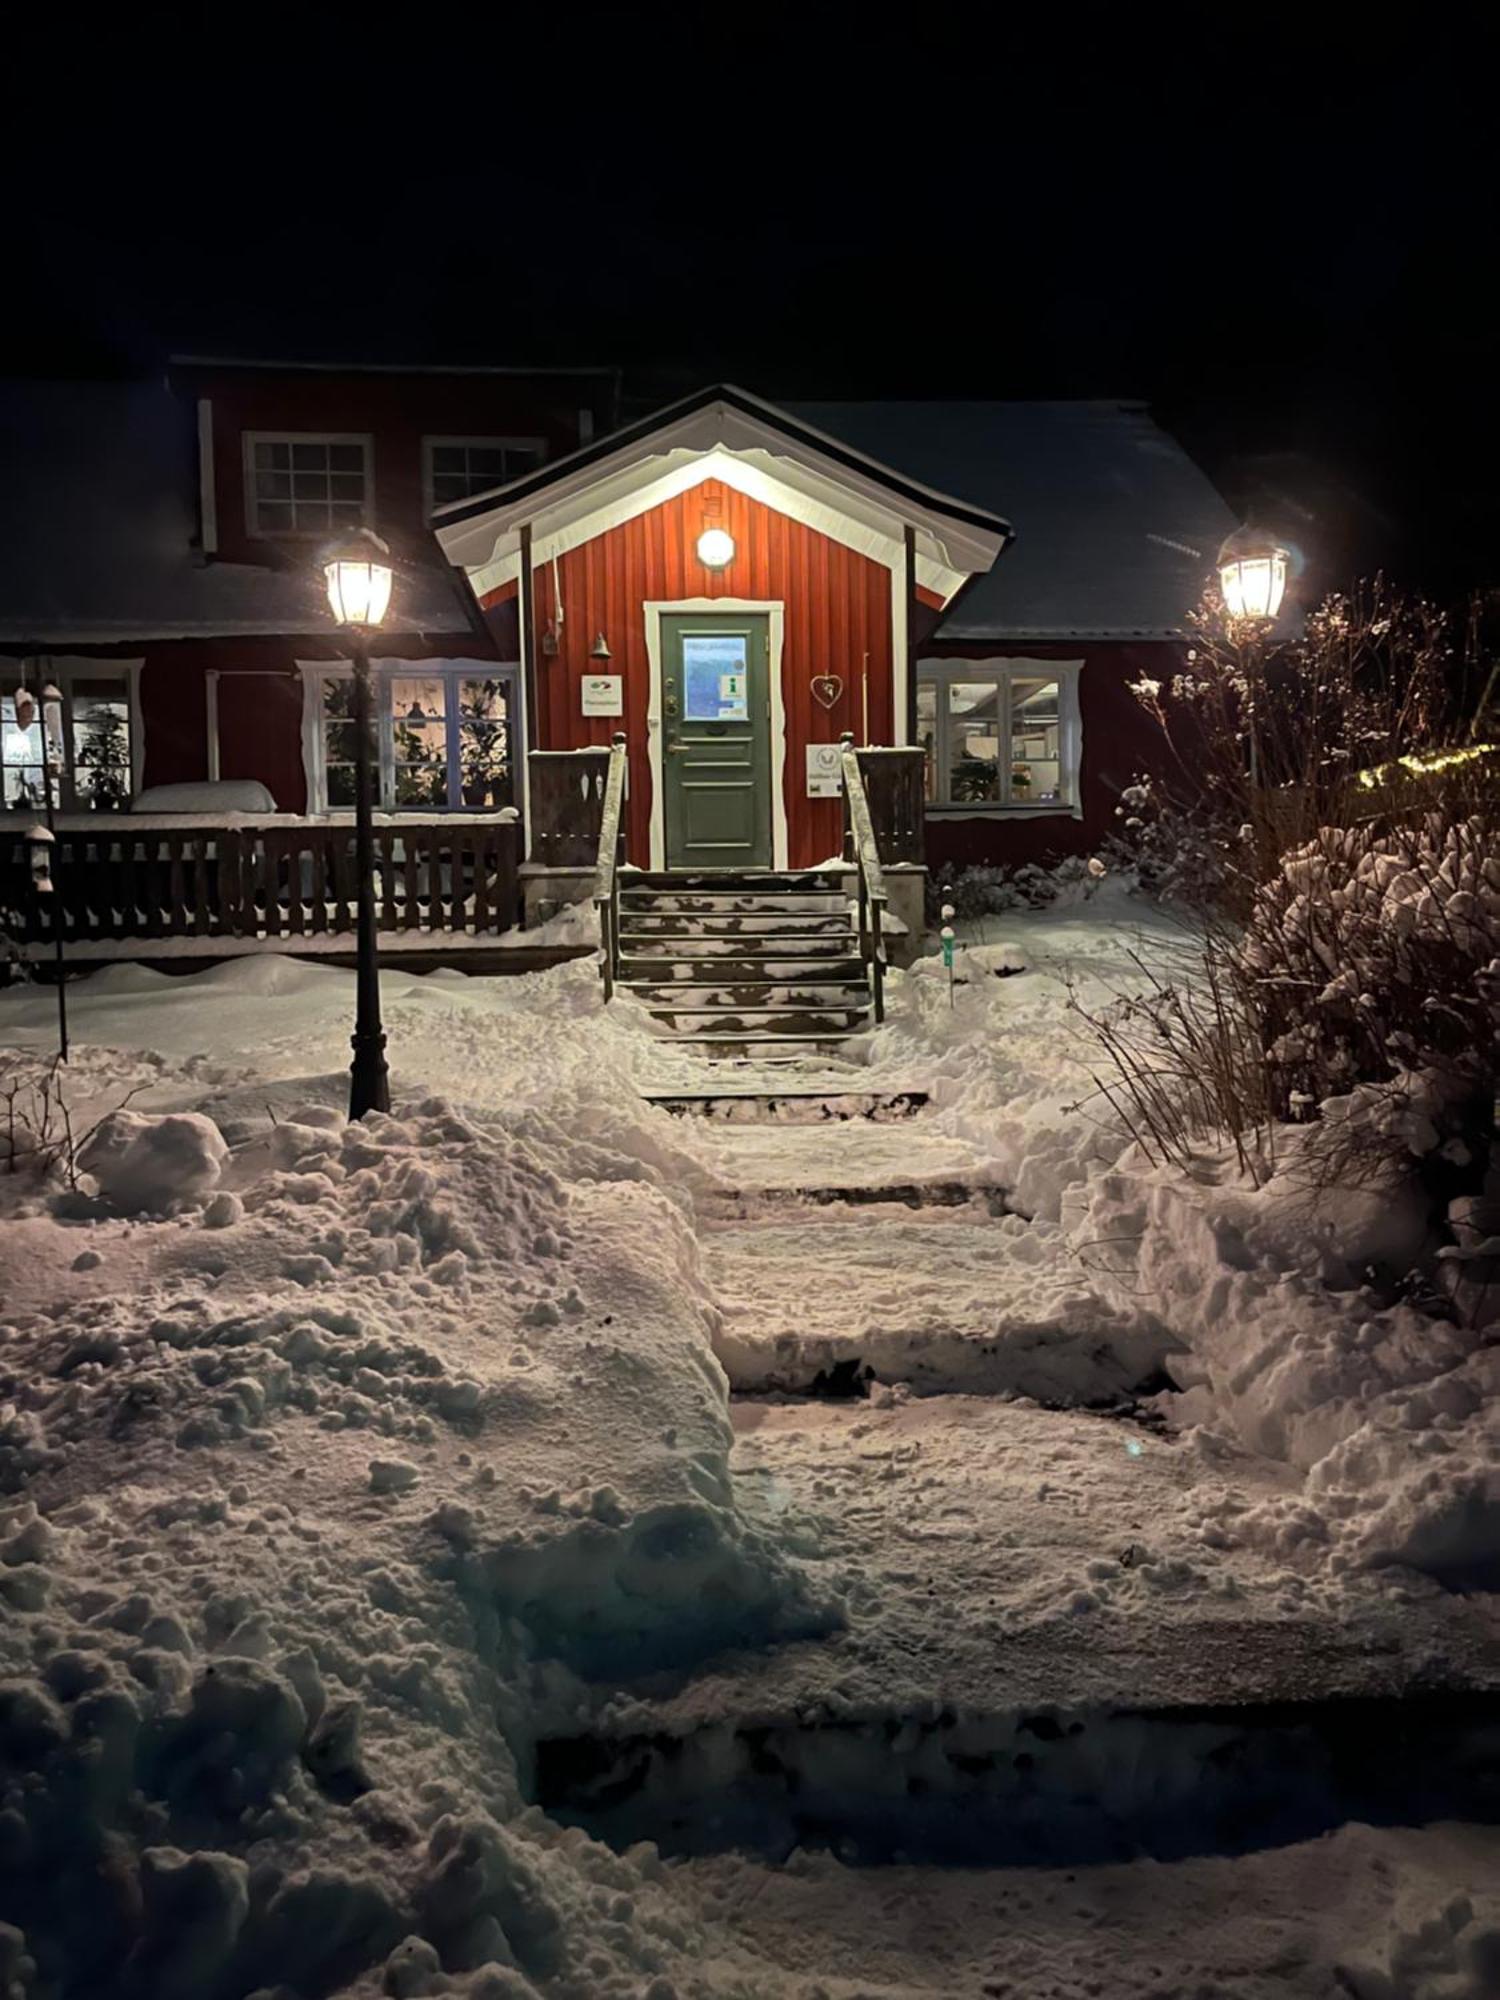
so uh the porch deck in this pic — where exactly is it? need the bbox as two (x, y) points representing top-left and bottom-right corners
(2, 811), (523, 960)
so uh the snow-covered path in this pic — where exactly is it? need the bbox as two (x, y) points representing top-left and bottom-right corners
(3, 927), (1498, 2000)
(562, 1102), (1497, 1738)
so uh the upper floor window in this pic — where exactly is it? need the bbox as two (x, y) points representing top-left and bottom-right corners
(916, 659), (1083, 813)
(423, 437), (545, 520)
(244, 433), (372, 538)
(2, 663), (141, 813)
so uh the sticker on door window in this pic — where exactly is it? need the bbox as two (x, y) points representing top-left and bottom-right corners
(682, 635), (749, 721)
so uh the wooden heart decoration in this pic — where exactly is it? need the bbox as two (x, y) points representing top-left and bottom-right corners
(810, 674), (844, 712)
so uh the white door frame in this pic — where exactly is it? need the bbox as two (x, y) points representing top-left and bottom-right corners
(643, 598), (787, 872)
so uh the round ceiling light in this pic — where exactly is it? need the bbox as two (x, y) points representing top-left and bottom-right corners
(696, 527), (735, 571)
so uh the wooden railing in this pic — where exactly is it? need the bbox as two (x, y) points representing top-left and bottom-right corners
(839, 731), (889, 1024)
(528, 748), (612, 867)
(854, 746), (926, 864)
(0, 815), (520, 947)
(592, 733), (629, 1001)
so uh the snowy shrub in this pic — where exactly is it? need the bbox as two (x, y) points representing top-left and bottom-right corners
(1243, 813), (1500, 1121)
(927, 854), (1100, 925)
(1072, 803), (1500, 1293)
(1108, 581), (1469, 920)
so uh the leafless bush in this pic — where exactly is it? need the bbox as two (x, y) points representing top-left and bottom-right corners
(1081, 583), (1499, 1191)
(1, 1056), (144, 1191)
(1106, 580), (1465, 919)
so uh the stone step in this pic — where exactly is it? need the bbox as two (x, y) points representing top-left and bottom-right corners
(623, 981), (870, 1008)
(641, 1034), (865, 1056)
(619, 913), (856, 938)
(618, 937), (861, 962)
(618, 954), (867, 983)
(632, 869), (848, 893)
(646, 1006), (871, 1036)
(620, 891), (848, 916)
(645, 1086), (928, 1121)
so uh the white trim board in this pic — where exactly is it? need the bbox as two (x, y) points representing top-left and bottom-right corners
(642, 599), (787, 873)
(435, 396), (1005, 583)
(460, 451), (969, 613)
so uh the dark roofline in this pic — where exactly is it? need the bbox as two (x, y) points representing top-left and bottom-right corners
(168, 355), (620, 380)
(433, 382), (1015, 542)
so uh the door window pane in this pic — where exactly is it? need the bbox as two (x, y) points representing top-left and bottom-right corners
(948, 681), (1001, 801)
(682, 635), (749, 721)
(1009, 676), (1063, 802)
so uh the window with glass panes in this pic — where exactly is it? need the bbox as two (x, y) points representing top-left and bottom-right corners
(246, 435), (371, 537)
(2, 667), (137, 811)
(916, 661), (1080, 808)
(424, 438), (544, 518)
(313, 666), (516, 812)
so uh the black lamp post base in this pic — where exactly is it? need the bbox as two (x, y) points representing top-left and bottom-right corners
(349, 1031), (391, 1121)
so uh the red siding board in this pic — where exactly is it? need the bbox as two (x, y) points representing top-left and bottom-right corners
(530, 487), (894, 867)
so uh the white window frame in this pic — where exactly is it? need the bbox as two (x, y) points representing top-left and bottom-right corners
(422, 435), (547, 522)
(2, 658), (143, 813)
(299, 660), (521, 815)
(243, 431), (375, 539)
(917, 657), (1083, 818)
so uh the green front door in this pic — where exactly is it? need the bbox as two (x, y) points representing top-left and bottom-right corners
(661, 612), (772, 870)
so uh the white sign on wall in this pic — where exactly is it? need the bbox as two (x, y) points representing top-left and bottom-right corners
(806, 742), (843, 798)
(581, 674), (623, 716)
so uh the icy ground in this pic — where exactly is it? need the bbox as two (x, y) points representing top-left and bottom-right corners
(0, 893), (1497, 1998)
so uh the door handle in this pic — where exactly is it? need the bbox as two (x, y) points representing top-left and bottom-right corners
(666, 741), (688, 755)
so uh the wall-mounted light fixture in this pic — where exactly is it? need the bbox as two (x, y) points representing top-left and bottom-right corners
(696, 527), (735, 571)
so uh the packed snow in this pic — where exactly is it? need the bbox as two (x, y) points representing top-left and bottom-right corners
(0, 888), (1496, 1997)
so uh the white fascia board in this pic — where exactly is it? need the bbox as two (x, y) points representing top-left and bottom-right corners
(461, 449), (972, 608)
(436, 398), (1004, 588)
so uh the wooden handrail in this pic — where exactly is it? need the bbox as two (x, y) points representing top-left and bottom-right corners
(839, 731), (888, 1023)
(593, 732), (629, 1000)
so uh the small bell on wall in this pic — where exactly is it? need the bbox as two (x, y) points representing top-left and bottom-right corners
(590, 633), (613, 660)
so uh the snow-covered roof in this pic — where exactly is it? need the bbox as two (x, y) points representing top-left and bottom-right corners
(786, 400), (1239, 641)
(433, 383), (1012, 608)
(0, 379), (475, 647)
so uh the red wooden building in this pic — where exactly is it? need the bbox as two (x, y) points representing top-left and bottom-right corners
(1, 370), (1236, 964)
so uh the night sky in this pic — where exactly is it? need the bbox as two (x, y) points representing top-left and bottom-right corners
(7, 6), (1496, 601)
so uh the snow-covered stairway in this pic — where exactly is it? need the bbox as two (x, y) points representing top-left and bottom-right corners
(617, 870), (873, 1050)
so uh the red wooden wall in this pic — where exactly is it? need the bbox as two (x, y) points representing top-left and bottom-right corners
(500, 482), (895, 867)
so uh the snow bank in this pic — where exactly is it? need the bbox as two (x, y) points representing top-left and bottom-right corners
(78, 1108), (228, 1213)
(0, 1062), (828, 1996)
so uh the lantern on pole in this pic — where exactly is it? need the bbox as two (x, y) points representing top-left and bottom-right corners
(1217, 528), (1289, 623)
(320, 531), (396, 1121)
(12, 680), (68, 1058)
(26, 822), (54, 895)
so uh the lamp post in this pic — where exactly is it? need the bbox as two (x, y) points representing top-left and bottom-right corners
(12, 681), (67, 1058)
(322, 531), (395, 1120)
(1216, 528), (1290, 787)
